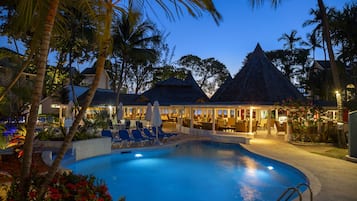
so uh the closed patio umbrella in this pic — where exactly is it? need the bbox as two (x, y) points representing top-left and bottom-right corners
(117, 102), (123, 124)
(145, 103), (152, 128)
(151, 101), (162, 144)
(145, 103), (152, 121)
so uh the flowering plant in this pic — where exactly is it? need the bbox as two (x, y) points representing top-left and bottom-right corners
(6, 172), (113, 201)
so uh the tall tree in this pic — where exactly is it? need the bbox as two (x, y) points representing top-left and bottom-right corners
(303, 6), (336, 61)
(152, 65), (188, 85)
(38, 0), (222, 199)
(304, 32), (322, 60)
(256, 0), (345, 147)
(10, 1), (61, 200)
(331, 3), (357, 65)
(178, 54), (230, 96)
(111, 6), (161, 98)
(2, 0), (221, 199)
(278, 30), (304, 51)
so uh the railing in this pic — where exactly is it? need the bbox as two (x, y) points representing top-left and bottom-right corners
(277, 183), (312, 201)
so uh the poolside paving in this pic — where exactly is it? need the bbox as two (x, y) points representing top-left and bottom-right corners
(241, 134), (357, 201)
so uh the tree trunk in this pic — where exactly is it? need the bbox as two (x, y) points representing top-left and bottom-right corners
(0, 51), (33, 102)
(317, 0), (346, 147)
(115, 60), (126, 122)
(37, 1), (114, 199)
(18, 1), (60, 200)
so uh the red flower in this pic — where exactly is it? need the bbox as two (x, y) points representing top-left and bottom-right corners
(66, 183), (77, 190)
(28, 190), (37, 199)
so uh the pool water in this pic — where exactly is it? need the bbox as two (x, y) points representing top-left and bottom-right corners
(63, 141), (308, 201)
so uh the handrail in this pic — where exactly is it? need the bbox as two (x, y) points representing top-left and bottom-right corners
(296, 183), (313, 201)
(277, 187), (302, 201)
(277, 182), (313, 201)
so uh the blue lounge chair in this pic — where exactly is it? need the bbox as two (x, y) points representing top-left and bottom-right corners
(158, 126), (178, 137)
(136, 121), (144, 131)
(152, 127), (175, 138)
(143, 128), (156, 140)
(149, 127), (170, 141)
(102, 129), (122, 143)
(118, 130), (134, 146)
(131, 129), (152, 145)
(101, 129), (112, 138)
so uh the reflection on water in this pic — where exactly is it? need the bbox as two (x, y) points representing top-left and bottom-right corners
(64, 140), (307, 201)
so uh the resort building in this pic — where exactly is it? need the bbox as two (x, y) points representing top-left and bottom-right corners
(40, 44), (342, 140)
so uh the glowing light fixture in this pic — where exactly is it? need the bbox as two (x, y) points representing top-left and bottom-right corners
(135, 153), (143, 158)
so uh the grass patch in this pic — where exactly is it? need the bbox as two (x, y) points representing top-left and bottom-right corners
(311, 148), (348, 160)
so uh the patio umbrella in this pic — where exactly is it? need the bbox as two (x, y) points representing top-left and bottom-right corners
(117, 102), (123, 124)
(145, 103), (152, 127)
(145, 103), (152, 121)
(151, 101), (162, 143)
(65, 101), (74, 119)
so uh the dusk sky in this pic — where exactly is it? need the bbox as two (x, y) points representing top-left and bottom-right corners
(146, 0), (352, 75)
(0, 0), (353, 76)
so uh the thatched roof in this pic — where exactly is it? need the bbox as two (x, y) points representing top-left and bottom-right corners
(141, 73), (209, 106)
(81, 67), (96, 74)
(77, 88), (143, 106)
(210, 44), (306, 105)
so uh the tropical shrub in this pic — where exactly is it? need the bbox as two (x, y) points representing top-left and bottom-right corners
(6, 172), (113, 201)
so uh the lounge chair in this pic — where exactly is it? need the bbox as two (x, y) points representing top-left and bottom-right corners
(143, 128), (156, 140)
(101, 129), (120, 143)
(159, 126), (178, 137)
(153, 126), (177, 138)
(101, 129), (112, 138)
(131, 129), (152, 145)
(118, 130), (134, 146)
(143, 128), (168, 142)
(152, 127), (169, 139)
(136, 121), (144, 131)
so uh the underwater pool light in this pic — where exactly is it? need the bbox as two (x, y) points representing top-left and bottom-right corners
(135, 153), (143, 158)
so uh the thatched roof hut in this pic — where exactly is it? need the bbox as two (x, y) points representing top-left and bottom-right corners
(141, 73), (209, 106)
(211, 44), (305, 105)
(77, 88), (142, 106)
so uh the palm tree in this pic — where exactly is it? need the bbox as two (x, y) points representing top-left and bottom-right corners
(3, 0), (221, 199)
(303, 7), (336, 61)
(304, 32), (322, 60)
(278, 30), (303, 51)
(111, 6), (161, 115)
(37, 0), (222, 199)
(258, 0), (345, 147)
(9, 1), (61, 200)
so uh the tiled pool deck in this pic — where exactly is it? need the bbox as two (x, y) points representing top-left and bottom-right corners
(242, 134), (357, 201)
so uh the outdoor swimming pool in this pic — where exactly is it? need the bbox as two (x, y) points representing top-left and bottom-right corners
(63, 141), (308, 201)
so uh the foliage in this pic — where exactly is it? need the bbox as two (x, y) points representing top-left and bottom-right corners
(279, 98), (336, 143)
(278, 29), (304, 51)
(5, 125), (26, 158)
(6, 172), (113, 201)
(266, 48), (310, 82)
(345, 98), (357, 111)
(0, 49), (32, 122)
(305, 61), (350, 101)
(110, 7), (162, 94)
(331, 3), (357, 65)
(178, 54), (230, 96)
(152, 65), (188, 86)
(35, 124), (99, 141)
(0, 124), (6, 148)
